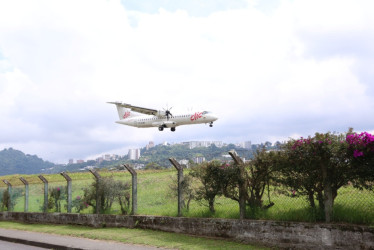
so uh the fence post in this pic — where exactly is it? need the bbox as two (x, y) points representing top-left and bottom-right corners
(123, 164), (137, 215)
(19, 177), (29, 212)
(2, 180), (12, 211)
(228, 150), (247, 220)
(60, 172), (72, 213)
(169, 158), (183, 217)
(89, 169), (101, 214)
(38, 175), (48, 213)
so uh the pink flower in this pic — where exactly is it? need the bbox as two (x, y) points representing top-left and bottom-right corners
(353, 150), (364, 158)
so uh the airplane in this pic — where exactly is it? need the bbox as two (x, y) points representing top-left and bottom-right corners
(108, 101), (218, 132)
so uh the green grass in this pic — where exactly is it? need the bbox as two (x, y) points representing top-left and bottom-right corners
(1, 169), (373, 226)
(0, 221), (268, 249)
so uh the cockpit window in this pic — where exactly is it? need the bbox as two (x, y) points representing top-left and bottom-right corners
(202, 111), (211, 115)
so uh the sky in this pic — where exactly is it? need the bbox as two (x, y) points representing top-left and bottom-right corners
(0, 0), (373, 164)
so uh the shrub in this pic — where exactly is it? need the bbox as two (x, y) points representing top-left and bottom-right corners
(346, 131), (374, 190)
(222, 149), (276, 210)
(48, 186), (65, 212)
(168, 174), (195, 211)
(82, 176), (131, 214)
(190, 160), (225, 213)
(276, 132), (351, 221)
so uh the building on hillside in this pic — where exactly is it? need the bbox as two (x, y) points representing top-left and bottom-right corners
(194, 156), (206, 164)
(128, 149), (141, 160)
(76, 160), (84, 164)
(178, 159), (190, 167)
(182, 141), (223, 149)
(146, 141), (155, 150)
(244, 141), (252, 149)
(133, 163), (145, 170)
(68, 159), (74, 164)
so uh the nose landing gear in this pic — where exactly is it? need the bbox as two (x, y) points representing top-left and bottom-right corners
(209, 122), (213, 127)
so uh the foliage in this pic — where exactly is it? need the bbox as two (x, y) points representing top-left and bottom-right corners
(168, 174), (195, 211)
(137, 144), (249, 168)
(277, 132), (351, 214)
(145, 162), (163, 170)
(48, 186), (66, 212)
(220, 149), (276, 210)
(346, 131), (374, 190)
(1, 190), (11, 211)
(71, 195), (84, 213)
(189, 161), (225, 213)
(0, 148), (54, 175)
(82, 176), (131, 214)
(1, 188), (23, 211)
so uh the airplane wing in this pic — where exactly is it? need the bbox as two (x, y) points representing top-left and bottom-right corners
(107, 102), (158, 116)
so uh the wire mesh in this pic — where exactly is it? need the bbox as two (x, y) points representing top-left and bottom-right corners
(0, 171), (372, 226)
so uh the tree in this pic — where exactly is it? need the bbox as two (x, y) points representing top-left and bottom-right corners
(346, 131), (374, 190)
(48, 186), (66, 212)
(277, 132), (351, 222)
(145, 162), (163, 170)
(82, 176), (131, 214)
(190, 160), (225, 213)
(222, 149), (276, 211)
(168, 174), (195, 211)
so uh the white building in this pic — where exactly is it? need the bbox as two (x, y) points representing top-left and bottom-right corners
(244, 141), (252, 149)
(183, 141), (223, 149)
(194, 156), (206, 164)
(178, 159), (190, 167)
(128, 149), (141, 160)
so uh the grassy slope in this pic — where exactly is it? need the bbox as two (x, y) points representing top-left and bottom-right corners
(0, 221), (268, 250)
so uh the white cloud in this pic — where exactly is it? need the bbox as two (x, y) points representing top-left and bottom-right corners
(0, 0), (373, 163)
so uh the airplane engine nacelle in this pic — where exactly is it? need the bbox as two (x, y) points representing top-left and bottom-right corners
(156, 111), (166, 117)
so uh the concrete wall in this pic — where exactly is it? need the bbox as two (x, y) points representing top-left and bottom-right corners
(0, 212), (373, 249)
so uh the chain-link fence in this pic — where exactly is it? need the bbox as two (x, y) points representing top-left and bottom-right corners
(0, 168), (373, 225)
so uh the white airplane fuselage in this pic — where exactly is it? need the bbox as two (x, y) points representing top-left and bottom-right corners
(116, 111), (218, 129)
(108, 101), (218, 132)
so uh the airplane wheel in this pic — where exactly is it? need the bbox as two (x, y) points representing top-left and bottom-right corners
(209, 123), (213, 127)
(159, 127), (164, 131)
(171, 127), (176, 132)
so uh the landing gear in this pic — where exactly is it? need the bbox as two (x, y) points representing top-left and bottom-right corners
(158, 126), (164, 131)
(171, 127), (176, 132)
(209, 122), (213, 127)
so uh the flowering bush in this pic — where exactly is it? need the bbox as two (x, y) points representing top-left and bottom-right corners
(277, 132), (350, 212)
(346, 131), (374, 190)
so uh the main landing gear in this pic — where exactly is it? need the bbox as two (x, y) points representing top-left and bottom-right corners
(158, 126), (176, 132)
(209, 122), (213, 127)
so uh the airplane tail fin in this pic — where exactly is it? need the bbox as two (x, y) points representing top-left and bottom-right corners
(108, 101), (140, 120)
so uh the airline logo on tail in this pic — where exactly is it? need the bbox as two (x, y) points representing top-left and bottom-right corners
(123, 111), (131, 119)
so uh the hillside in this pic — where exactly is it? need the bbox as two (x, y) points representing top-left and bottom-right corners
(0, 148), (55, 175)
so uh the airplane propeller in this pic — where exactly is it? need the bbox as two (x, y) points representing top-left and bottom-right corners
(163, 106), (173, 120)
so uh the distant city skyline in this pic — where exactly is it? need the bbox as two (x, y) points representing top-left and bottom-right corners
(66, 139), (259, 164)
